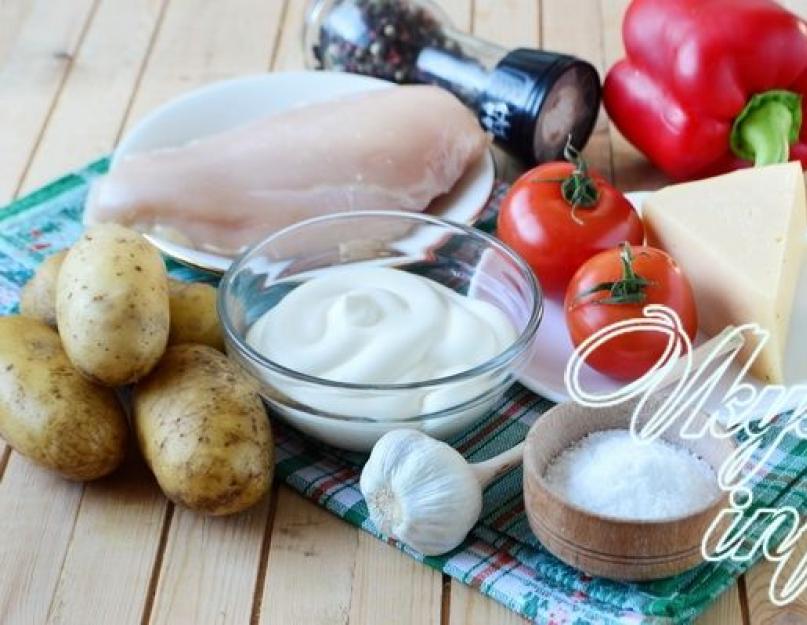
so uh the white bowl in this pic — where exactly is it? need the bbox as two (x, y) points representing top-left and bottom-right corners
(219, 211), (542, 451)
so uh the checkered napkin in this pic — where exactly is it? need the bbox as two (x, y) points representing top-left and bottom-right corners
(2, 159), (805, 625)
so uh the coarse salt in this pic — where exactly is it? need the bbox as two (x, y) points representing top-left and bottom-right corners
(543, 429), (720, 521)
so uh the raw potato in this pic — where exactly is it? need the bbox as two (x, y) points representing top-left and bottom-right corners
(19, 250), (67, 328)
(57, 223), (169, 386)
(20, 252), (222, 350)
(168, 280), (224, 350)
(0, 316), (127, 480)
(134, 344), (273, 515)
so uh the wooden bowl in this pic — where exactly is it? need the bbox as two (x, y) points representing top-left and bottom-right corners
(522, 398), (735, 581)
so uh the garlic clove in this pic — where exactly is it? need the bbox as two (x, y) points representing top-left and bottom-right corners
(360, 429), (483, 556)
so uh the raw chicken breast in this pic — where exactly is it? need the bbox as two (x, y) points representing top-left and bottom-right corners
(85, 85), (488, 255)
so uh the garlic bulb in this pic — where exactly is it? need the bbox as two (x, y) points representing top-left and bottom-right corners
(360, 429), (483, 556)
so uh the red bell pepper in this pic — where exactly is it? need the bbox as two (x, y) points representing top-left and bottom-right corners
(604, 0), (807, 180)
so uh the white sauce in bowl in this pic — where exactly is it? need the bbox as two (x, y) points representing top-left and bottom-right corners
(245, 267), (517, 418)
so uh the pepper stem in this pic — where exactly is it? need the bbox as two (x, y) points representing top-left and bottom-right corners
(730, 90), (803, 166)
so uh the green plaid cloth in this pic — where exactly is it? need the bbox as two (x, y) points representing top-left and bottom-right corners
(2, 159), (805, 625)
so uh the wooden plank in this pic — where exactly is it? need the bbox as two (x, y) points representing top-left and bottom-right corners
(0, 14), (95, 487)
(0, 2), (109, 620)
(0, 0), (34, 68)
(349, 534), (443, 625)
(596, 2), (742, 621)
(264, 487), (443, 625)
(541, 0), (611, 177)
(600, 0), (798, 621)
(473, 0), (540, 182)
(4, 1), (288, 624)
(273, 0), (306, 72)
(254, 21), (362, 625)
(696, 580), (744, 625)
(134, 4), (287, 623)
(258, 487), (358, 625)
(20, 0), (167, 193)
(0, 0), (30, 478)
(0, 456), (84, 625)
(745, 537), (807, 624)
(122, 0), (286, 132)
(599, 0), (667, 192)
(268, 0), (455, 620)
(0, 3), (169, 624)
(45, 451), (167, 625)
(435, 0), (473, 28)
(147, 497), (273, 625)
(473, 0), (539, 48)
(449, 581), (527, 624)
(0, 0), (97, 202)
(447, 2), (539, 621)
(263, 2), (452, 622)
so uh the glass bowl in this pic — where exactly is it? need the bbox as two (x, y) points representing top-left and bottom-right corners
(218, 210), (542, 451)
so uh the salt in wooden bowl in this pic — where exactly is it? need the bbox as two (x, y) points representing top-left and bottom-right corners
(522, 398), (736, 581)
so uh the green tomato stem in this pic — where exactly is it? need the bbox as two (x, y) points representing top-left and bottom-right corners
(560, 140), (599, 212)
(577, 243), (650, 305)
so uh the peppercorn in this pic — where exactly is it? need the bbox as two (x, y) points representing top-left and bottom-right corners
(313, 0), (462, 84)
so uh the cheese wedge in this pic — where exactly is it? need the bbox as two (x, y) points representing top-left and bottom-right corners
(643, 163), (806, 384)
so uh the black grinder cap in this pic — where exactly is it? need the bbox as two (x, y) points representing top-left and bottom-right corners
(479, 49), (602, 164)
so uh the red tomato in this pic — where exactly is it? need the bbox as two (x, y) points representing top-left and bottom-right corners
(564, 244), (698, 381)
(497, 155), (644, 297)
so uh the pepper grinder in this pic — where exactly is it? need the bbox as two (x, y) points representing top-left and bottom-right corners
(303, 0), (602, 164)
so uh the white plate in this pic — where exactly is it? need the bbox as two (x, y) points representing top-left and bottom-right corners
(112, 71), (496, 273)
(518, 192), (807, 417)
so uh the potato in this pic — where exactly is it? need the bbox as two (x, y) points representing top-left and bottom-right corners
(20, 253), (222, 351)
(57, 224), (169, 386)
(19, 250), (68, 328)
(168, 280), (224, 350)
(133, 344), (273, 515)
(0, 316), (127, 480)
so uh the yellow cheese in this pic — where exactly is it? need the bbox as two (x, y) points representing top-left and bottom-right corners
(643, 162), (806, 384)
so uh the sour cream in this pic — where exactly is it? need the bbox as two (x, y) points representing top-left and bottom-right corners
(245, 267), (517, 419)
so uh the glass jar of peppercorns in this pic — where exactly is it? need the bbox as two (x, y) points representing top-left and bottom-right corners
(303, 0), (601, 164)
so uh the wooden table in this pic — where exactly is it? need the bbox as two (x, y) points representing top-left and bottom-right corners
(1, 1), (806, 623)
